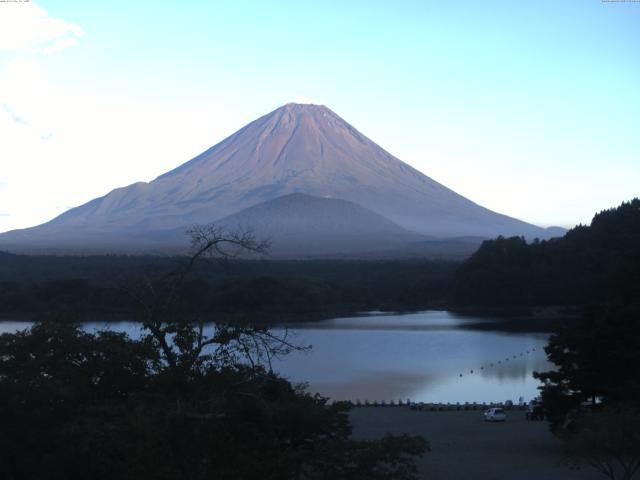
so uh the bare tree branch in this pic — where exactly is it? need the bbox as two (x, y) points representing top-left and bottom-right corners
(115, 223), (305, 385)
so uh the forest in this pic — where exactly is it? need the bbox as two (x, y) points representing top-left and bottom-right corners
(451, 199), (640, 308)
(1, 200), (639, 324)
(0, 254), (455, 322)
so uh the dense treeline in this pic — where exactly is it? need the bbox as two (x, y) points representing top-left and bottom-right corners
(452, 199), (640, 307)
(2, 199), (639, 321)
(0, 254), (456, 321)
(508, 200), (640, 478)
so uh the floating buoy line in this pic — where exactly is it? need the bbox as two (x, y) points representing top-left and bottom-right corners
(457, 347), (539, 378)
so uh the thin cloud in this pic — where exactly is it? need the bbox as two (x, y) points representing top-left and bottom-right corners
(44, 37), (79, 55)
(0, 2), (84, 53)
(2, 104), (29, 126)
(0, 60), (55, 140)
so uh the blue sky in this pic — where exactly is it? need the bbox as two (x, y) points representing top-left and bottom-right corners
(0, 0), (638, 232)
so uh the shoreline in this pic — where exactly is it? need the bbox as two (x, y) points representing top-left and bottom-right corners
(347, 402), (529, 411)
(0, 305), (579, 333)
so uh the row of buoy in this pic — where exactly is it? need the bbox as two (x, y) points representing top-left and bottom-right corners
(458, 347), (537, 377)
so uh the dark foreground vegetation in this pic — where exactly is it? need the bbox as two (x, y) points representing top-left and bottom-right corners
(0, 321), (427, 480)
(0, 228), (427, 480)
(533, 303), (640, 480)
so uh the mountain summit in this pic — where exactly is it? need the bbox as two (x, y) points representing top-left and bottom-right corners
(0, 103), (562, 254)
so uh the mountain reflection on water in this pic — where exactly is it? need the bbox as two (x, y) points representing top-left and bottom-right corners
(271, 311), (552, 404)
(0, 311), (552, 404)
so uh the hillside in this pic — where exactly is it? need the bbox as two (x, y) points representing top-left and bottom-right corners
(452, 198), (640, 306)
(215, 193), (421, 256)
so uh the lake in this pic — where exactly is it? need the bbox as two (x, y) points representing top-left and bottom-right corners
(0, 310), (552, 404)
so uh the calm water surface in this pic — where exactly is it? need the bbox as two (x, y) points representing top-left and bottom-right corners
(1, 311), (552, 404)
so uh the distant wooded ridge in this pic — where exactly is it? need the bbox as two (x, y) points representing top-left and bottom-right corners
(0, 199), (637, 322)
(0, 255), (455, 321)
(451, 198), (640, 307)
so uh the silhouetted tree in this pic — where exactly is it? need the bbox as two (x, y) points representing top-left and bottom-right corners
(534, 304), (640, 480)
(0, 224), (429, 480)
(562, 406), (640, 480)
(534, 305), (640, 430)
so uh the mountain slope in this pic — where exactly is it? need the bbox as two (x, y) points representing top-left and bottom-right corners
(0, 103), (563, 253)
(214, 193), (420, 255)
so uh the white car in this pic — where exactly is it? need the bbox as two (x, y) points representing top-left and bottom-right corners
(484, 408), (507, 422)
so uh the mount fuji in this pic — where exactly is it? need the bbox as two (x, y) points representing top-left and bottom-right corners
(0, 103), (563, 255)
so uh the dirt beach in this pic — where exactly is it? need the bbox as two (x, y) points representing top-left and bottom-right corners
(350, 407), (601, 480)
